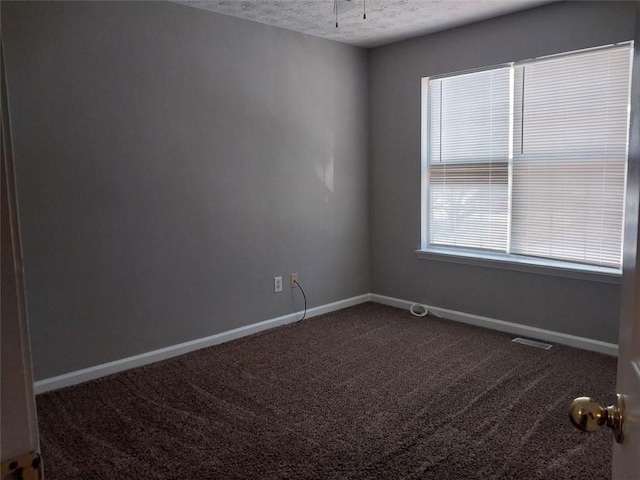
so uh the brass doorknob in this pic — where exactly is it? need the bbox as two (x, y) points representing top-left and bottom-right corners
(569, 394), (624, 443)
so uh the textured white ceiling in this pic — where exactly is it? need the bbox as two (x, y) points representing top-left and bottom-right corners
(175, 0), (554, 48)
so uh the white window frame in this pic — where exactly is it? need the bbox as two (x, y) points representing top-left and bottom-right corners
(418, 43), (633, 284)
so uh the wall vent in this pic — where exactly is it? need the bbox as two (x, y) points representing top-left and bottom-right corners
(511, 337), (553, 350)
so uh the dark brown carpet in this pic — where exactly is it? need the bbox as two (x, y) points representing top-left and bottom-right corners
(36, 303), (616, 479)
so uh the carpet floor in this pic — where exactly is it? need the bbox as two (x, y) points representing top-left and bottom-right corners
(36, 303), (616, 479)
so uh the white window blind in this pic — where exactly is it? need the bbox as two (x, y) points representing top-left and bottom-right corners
(511, 47), (631, 268)
(424, 44), (632, 270)
(427, 67), (511, 251)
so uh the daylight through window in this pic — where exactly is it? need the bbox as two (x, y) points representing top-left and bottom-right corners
(422, 44), (632, 270)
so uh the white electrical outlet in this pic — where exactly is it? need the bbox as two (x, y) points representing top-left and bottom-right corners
(290, 273), (298, 288)
(274, 276), (283, 293)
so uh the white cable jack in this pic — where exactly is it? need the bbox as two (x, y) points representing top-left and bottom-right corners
(410, 303), (428, 317)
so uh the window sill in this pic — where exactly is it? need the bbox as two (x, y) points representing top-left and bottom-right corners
(415, 248), (622, 285)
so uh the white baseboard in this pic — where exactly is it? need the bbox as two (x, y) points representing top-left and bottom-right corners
(34, 293), (372, 394)
(370, 294), (618, 357)
(34, 292), (616, 394)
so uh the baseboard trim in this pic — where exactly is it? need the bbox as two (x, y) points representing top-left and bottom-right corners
(34, 292), (616, 393)
(370, 294), (618, 357)
(34, 293), (372, 394)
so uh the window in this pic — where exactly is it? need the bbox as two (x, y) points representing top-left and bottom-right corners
(421, 44), (632, 272)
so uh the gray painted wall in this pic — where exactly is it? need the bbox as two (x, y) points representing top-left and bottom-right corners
(4, 0), (635, 382)
(369, 1), (637, 344)
(2, 1), (370, 380)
